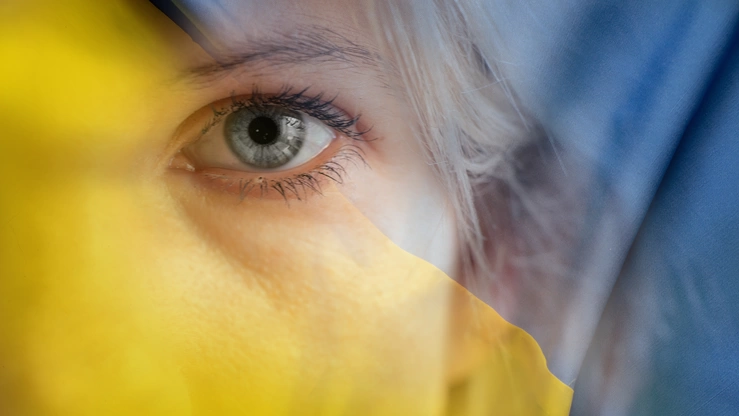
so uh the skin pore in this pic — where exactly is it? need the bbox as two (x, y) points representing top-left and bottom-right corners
(2, 1), (580, 414)
(0, 0), (486, 414)
(157, 0), (480, 412)
(155, 1), (467, 409)
(165, 0), (460, 277)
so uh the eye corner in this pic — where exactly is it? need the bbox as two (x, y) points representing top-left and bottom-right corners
(169, 151), (196, 172)
(166, 84), (374, 202)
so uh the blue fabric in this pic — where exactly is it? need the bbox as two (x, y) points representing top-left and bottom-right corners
(625, 30), (739, 415)
(491, 1), (739, 414)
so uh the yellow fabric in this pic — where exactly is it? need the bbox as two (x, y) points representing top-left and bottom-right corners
(0, 1), (572, 415)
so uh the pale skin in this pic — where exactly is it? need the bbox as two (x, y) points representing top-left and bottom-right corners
(0, 0), (492, 414)
(155, 1), (470, 409)
(162, 0), (460, 276)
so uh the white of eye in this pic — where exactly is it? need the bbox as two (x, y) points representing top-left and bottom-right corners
(182, 112), (336, 173)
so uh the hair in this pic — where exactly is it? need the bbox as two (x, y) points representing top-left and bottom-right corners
(359, 1), (661, 414)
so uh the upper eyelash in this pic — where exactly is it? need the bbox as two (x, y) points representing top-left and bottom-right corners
(200, 85), (372, 140)
(188, 85), (372, 204)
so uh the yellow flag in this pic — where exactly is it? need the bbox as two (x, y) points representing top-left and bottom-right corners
(0, 1), (572, 414)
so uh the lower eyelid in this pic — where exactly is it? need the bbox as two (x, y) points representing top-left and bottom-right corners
(164, 86), (372, 200)
(171, 144), (368, 202)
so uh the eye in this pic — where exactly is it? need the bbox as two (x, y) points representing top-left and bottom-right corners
(182, 102), (336, 173)
(169, 88), (370, 201)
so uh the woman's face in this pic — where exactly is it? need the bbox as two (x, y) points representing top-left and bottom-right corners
(163, 0), (460, 276)
(1, 0), (465, 413)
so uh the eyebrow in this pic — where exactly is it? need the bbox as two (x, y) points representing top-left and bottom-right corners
(184, 25), (381, 79)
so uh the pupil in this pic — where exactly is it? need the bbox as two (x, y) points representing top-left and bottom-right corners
(248, 116), (279, 145)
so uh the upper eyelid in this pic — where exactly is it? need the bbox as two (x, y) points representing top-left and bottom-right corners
(198, 86), (372, 140)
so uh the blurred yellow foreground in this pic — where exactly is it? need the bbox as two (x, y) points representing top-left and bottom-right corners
(0, 1), (571, 415)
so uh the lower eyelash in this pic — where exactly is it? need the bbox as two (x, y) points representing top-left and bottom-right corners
(202, 144), (368, 204)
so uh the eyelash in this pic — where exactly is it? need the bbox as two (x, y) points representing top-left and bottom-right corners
(190, 85), (371, 203)
(200, 85), (371, 139)
(202, 144), (368, 203)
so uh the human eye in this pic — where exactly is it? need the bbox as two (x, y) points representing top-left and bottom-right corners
(169, 87), (368, 201)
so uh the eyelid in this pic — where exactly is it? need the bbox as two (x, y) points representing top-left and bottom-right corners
(166, 86), (372, 201)
(198, 86), (369, 141)
(161, 86), (367, 170)
(183, 110), (336, 173)
(170, 143), (368, 201)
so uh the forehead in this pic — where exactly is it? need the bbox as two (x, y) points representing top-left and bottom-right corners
(170, 0), (371, 53)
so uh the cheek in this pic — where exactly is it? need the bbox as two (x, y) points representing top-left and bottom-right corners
(1, 158), (453, 414)
(337, 133), (460, 278)
(1, 2), (461, 413)
(145, 173), (453, 412)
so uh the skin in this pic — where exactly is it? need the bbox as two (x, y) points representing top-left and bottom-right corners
(165, 0), (461, 277)
(156, 3), (469, 411)
(1, 1), (574, 414)
(0, 0), (468, 414)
